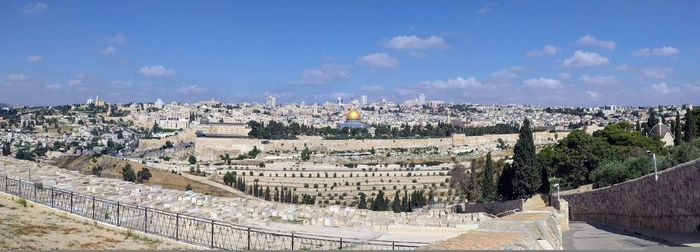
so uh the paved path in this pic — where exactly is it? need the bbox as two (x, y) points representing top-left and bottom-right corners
(563, 221), (667, 250)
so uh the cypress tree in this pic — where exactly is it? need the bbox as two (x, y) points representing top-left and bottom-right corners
(392, 191), (401, 213)
(684, 108), (696, 142)
(467, 159), (480, 202)
(401, 190), (408, 212)
(358, 192), (367, 209)
(674, 111), (682, 146)
(511, 118), (540, 199)
(481, 152), (496, 202)
(497, 163), (515, 200)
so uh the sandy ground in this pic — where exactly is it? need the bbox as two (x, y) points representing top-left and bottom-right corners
(418, 230), (531, 250)
(0, 193), (195, 250)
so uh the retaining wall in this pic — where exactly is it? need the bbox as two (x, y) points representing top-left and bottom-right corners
(561, 159), (700, 233)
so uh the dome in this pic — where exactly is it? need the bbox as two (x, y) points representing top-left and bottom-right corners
(649, 123), (673, 138)
(346, 108), (361, 121)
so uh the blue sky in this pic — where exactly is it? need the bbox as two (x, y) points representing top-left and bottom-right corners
(1, 0), (699, 106)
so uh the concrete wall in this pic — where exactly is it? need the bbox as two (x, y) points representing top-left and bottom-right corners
(561, 159), (700, 233)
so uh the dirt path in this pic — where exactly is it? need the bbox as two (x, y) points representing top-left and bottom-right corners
(0, 193), (196, 250)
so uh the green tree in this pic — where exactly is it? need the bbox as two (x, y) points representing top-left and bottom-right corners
(357, 192), (367, 209)
(467, 158), (481, 202)
(188, 155), (197, 164)
(684, 108), (696, 142)
(392, 191), (402, 213)
(497, 163), (515, 200)
(137, 168), (152, 183)
(674, 111), (682, 146)
(122, 164), (136, 182)
(300, 146), (311, 161)
(511, 118), (540, 199)
(480, 152), (497, 202)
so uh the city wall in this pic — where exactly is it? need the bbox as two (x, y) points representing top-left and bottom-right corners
(192, 132), (567, 161)
(560, 159), (700, 233)
(138, 130), (197, 150)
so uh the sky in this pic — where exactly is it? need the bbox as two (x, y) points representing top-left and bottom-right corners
(1, 0), (699, 106)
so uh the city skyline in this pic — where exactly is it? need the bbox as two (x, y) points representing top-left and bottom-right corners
(2, 1), (700, 106)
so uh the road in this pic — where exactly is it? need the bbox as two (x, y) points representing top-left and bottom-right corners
(563, 221), (667, 250)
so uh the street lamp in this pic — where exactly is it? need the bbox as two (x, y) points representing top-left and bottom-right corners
(653, 153), (658, 182)
(553, 183), (560, 200)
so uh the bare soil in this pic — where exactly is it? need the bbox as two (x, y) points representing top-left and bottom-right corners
(0, 193), (193, 250)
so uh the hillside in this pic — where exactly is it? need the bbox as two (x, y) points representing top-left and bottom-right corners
(53, 155), (238, 198)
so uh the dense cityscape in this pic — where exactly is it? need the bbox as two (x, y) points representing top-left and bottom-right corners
(1, 0), (699, 250)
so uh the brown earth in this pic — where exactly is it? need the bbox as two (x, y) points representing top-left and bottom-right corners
(418, 230), (532, 250)
(0, 193), (193, 250)
(53, 155), (238, 198)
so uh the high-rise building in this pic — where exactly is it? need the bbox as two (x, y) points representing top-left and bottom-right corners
(361, 95), (368, 105)
(266, 96), (277, 108)
(418, 94), (426, 105)
(337, 97), (343, 105)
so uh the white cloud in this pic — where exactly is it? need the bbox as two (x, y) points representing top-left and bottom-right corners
(586, 91), (603, 99)
(489, 69), (519, 80)
(563, 50), (609, 67)
(361, 85), (384, 92)
(576, 34), (616, 50)
(45, 83), (61, 90)
(6, 74), (29, 81)
(526, 45), (558, 57)
(419, 77), (482, 90)
(558, 72), (571, 79)
(139, 65), (176, 77)
(652, 82), (679, 95)
(67, 79), (83, 87)
(26, 55), (44, 63)
(383, 35), (448, 50)
(615, 64), (634, 72)
(409, 51), (427, 58)
(99, 46), (116, 55)
(580, 75), (617, 85)
(356, 53), (399, 69)
(394, 88), (418, 96)
(295, 64), (352, 85)
(20, 2), (48, 15)
(106, 33), (128, 46)
(643, 67), (673, 79)
(523, 78), (561, 89)
(477, 3), (497, 14)
(632, 46), (680, 57)
(176, 85), (207, 94)
(111, 80), (133, 88)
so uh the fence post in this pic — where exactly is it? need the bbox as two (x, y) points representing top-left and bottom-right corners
(33, 183), (36, 200)
(210, 220), (215, 248)
(4, 175), (7, 192)
(116, 202), (121, 226)
(291, 232), (294, 250)
(247, 227), (251, 250)
(392, 241), (395, 250)
(339, 238), (343, 250)
(92, 196), (96, 220)
(175, 214), (180, 241)
(144, 207), (148, 233)
(70, 192), (74, 213)
(18, 179), (22, 196)
(50, 187), (54, 207)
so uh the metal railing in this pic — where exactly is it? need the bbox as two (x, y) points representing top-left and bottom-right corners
(0, 175), (425, 250)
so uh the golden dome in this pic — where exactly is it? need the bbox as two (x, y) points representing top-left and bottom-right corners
(346, 108), (361, 120)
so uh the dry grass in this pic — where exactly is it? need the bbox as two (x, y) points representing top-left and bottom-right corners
(0, 193), (189, 250)
(420, 230), (529, 250)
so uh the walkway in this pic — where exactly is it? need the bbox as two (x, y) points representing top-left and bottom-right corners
(563, 221), (667, 250)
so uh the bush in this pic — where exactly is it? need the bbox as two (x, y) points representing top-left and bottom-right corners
(16, 198), (28, 207)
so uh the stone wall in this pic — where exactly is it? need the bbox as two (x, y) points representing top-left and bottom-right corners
(138, 130), (196, 150)
(459, 199), (524, 216)
(561, 159), (700, 233)
(192, 131), (568, 161)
